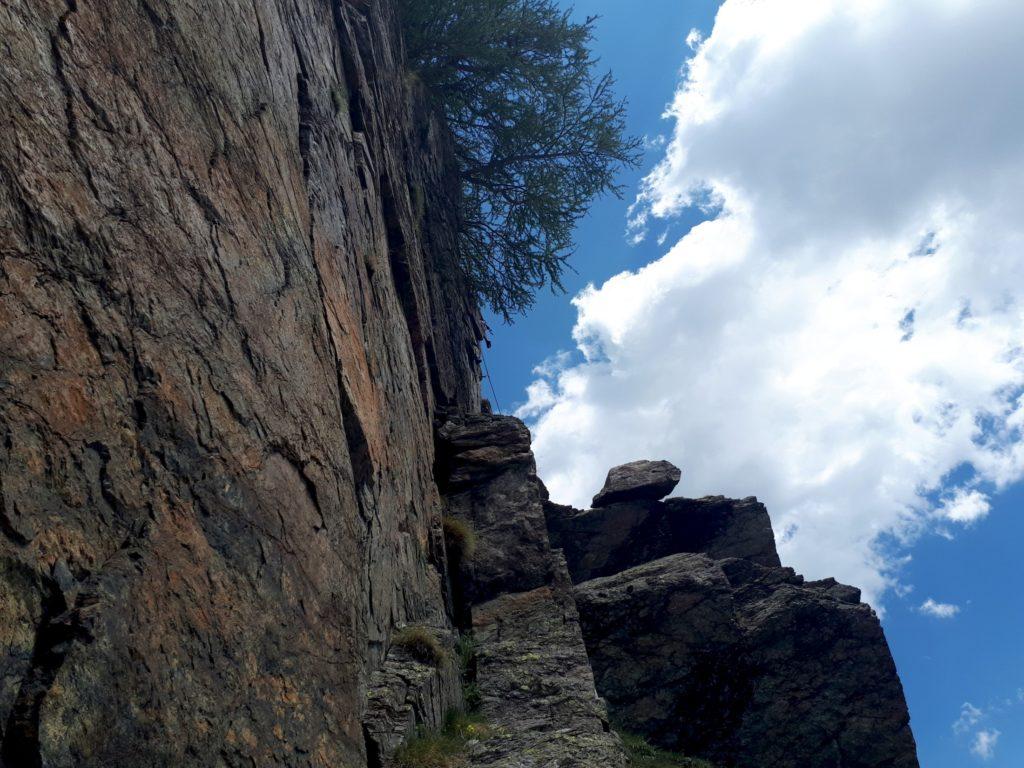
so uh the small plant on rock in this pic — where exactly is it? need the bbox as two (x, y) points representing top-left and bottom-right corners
(392, 711), (493, 768)
(454, 633), (481, 711)
(393, 626), (448, 668)
(619, 730), (715, 768)
(443, 516), (477, 563)
(444, 710), (493, 741)
(392, 728), (465, 768)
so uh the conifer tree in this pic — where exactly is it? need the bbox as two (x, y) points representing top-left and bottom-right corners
(400, 0), (642, 320)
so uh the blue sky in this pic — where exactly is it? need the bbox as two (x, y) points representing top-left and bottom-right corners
(484, 1), (1024, 765)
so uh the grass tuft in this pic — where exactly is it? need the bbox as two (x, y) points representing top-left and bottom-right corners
(392, 626), (448, 668)
(619, 730), (715, 768)
(443, 516), (477, 562)
(392, 729), (465, 768)
(392, 711), (493, 768)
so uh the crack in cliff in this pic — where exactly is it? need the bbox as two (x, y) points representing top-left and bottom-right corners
(185, 181), (225, 227)
(273, 445), (330, 533)
(289, 35), (375, 522)
(0, 428), (28, 546)
(333, 1), (444, 419)
(49, 0), (103, 205)
(0, 484), (29, 548)
(250, 0), (272, 76)
(0, 580), (93, 768)
(332, 1), (367, 134)
(380, 176), (435, 418)
(294, 45), (315, 183)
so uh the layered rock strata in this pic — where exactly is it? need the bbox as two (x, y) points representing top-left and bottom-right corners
(547, 495), (780, 583)
(553, 464), (919, 768)
(1, 1), (479, 765)
(435, 415), (627, 768)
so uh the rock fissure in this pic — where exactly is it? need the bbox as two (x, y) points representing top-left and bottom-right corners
(0, 579), (93, 768)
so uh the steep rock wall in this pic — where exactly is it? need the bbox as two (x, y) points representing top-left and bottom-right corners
(0, 1), (479, 765)
(551, 476), (920, 768)
(435, 415), (628, 768)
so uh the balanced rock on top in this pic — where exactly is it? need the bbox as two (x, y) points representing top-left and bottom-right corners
(591, 459), (682, 508)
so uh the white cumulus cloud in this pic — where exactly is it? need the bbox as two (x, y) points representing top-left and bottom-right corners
(939, 489), (991, 525)
(971, 729), (1000, 761)
(518, 0), (1024, 605)
(954, 702), (984, 735)
(919, 598), (960, 619)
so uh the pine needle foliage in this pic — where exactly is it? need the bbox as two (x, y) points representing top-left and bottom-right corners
(399, 0), (642, 320)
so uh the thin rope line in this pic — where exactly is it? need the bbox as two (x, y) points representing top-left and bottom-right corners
(482, 352), (502, 414)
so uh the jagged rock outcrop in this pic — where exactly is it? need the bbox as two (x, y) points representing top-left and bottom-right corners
(435, 415), (627, 768)
(591, 460), (682, 507)
(0, 1), (481, 765)
(563, 492), (919, 768)
(436, 416), (918, 768)
(436, 415), (555, 614)
(547, 495), (780, 583)
(363, 625), (463, 765)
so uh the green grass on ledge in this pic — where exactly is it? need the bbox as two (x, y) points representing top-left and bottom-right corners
(619, 730), (715, 768)
(392, 711), (493, 768)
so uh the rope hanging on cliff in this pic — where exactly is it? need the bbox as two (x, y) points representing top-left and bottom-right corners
(482, 353), (502, 414)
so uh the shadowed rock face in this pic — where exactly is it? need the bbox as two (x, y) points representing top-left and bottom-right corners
(435, 415), (628, 767)
(565, 493), (919, 768)
(592, 460), (682, 507)
(0, 1), (480, 765)
(436, 415), (556, 612)
(546, 495), (780, 583)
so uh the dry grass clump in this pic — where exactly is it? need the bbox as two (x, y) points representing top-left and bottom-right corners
(392, 729), (465, 768)
(442, 516), (477, 562)
(392, 626), (448, 668)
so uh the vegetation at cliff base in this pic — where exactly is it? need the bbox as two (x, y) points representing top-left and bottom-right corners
(393, 711), (493, 768)
(399, 0), (642, 320)
(619, 731), (715, 768)
(455, 632), (482, 711)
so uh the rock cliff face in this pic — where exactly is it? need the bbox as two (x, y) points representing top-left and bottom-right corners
(435, 415), (626, 767)
(552, 463), (919, 768)
(1, 1), (479, 765)
(0, 1), (919, 767)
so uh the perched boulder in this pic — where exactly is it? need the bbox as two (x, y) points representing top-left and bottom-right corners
(546, 495), (781, 583)
(576, 555), (919, 768)
(592, 460), (682, 507)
